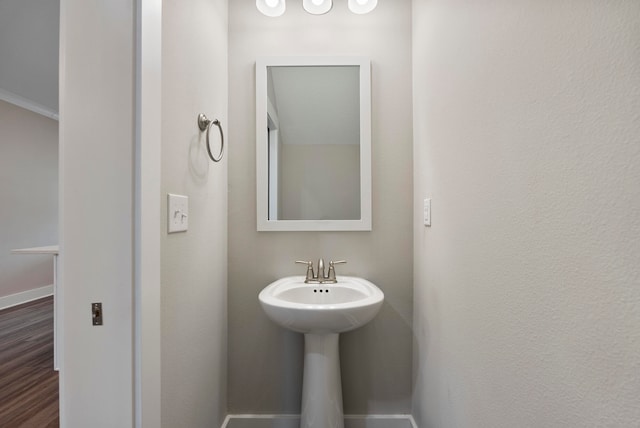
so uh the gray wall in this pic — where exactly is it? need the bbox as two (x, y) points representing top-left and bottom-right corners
(160, 0), (228, 427)
(412, 0), (640, 427)
(281, 144), (360, 221)
(228, 0), (413, 415)
(0, 100), (57, 300)
(0, 0), (59, 115)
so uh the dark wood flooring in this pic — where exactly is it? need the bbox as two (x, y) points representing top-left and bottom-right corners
(0, 297), (59, 427)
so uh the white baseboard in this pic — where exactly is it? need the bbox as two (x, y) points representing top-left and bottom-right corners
(0, 285), (54, 311)
(221, 414), (418, 428)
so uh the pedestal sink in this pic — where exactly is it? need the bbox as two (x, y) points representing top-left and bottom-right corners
(259, 276), (384, 428)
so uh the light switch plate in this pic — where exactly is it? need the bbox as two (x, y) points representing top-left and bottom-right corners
(168, 193), (189, 233)
(423, 198), (431, 227)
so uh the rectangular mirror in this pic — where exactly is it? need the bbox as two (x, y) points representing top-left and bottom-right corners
(256, 56), (371, 231)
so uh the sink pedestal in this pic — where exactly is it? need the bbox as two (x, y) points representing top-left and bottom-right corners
(301, 333), (344, 428)
(259, 276), (385, 428)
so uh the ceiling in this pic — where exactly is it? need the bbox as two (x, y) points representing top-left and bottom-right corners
(0, 0), (59, 119)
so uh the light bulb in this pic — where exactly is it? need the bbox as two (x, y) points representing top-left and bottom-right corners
(348, 0), (377, 14)
(303, 0), (332, 15)
(256, 0), (286, 17)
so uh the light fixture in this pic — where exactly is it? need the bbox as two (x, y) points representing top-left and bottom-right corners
(348, 0), (377, 14)
(303, 0), (332, 15)
(256, 0), (286, 17)
(257, 0), (377, 17)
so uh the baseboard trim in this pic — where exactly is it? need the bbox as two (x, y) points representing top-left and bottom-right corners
(221, 414), (418, 428)
(346, 414), (418, 428)
(0, 285), (54, 311)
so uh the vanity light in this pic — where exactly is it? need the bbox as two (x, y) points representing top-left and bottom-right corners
(257, 0), (377, 16)
(303, 0), (332, 15)
(348, 0), (377, 14)
(256, 0), (286, 17)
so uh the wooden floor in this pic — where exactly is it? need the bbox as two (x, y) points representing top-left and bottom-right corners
(0, 297), (58, 427)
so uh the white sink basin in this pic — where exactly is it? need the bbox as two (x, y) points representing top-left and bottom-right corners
(259, 275), (384, 334)
(259, 275), (384, 428)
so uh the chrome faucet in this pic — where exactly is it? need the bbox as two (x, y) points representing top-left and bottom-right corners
(317, 258), (325, 280)
(295, 259), (346, 284)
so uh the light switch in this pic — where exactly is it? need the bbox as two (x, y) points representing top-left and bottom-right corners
(168, 194), (189, 233)
(423, 198), (431, 227)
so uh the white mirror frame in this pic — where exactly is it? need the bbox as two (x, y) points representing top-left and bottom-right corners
(256, 56), (372, 231)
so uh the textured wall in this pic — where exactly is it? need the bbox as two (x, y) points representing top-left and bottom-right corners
(412, 1), (640, 427)
(228, 0), (414, 415)
(160, 1), (228, 427)
(0, 100), (58, 300)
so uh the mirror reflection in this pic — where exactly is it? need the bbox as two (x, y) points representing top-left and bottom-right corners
(267, 65), (360, 221)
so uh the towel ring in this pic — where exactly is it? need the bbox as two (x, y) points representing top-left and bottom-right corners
(197, 113), (224, 162)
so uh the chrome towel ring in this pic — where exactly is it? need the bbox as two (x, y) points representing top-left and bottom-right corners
(197, 113), (224, 162)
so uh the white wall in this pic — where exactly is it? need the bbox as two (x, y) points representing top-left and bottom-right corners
(59, 0), (135, 426)
(60, 1), (228, 426)
(136, 0), (162, 426)
(228, 0), (413, 415)
(0, 0), (59, 117)
(160, 0), (228, 427)
(412, 1), (640, 427)
(0, 100), (58, 302)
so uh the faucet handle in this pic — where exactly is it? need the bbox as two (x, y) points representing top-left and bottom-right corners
(295, 260), (315, 283)
(326, 260), (347, 283)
